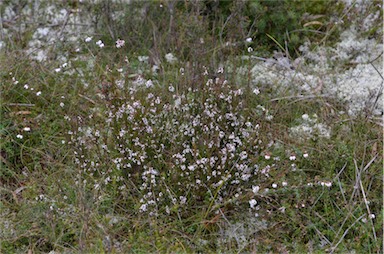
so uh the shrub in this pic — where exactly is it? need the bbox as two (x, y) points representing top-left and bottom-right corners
(70, 73), (308, 223)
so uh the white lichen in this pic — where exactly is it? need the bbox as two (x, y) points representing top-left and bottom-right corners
(289, 114), (331, 141)
(250, 24), (383, 116)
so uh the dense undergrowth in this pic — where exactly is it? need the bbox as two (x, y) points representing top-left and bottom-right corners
(0, 0), (383, 253)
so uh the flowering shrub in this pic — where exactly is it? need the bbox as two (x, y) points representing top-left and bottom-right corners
(1, 1), (382, 252)
(70, 73), (308, 219)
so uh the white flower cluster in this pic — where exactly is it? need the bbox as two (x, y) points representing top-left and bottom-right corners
(71, 78), (305, 216)
(165, 53), (178, 64)
(115, 39), (125, 48)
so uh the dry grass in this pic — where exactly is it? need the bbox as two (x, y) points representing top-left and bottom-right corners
(1, 1), (382, 253)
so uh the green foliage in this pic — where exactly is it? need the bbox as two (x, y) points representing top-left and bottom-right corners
(87, 0), (347, 62)
(245, 0), (343, 54)
(0, 0), (382, 253)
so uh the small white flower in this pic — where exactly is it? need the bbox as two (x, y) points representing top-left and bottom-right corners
(146, 80), (154, 88)
(60, 102), (65, 107)
(165, 53), (177, 64)
(303, 152), (309, 158)
(252, 185), (260, 194)
(168, 85), (175, 93)
(246, 37), (252, 43)
(289, 155), (296, 161)
(240, 151), (248, 160)
(96, 40), (105, 48)
(264, 154), (271, 160)
(174, 97), (181, 108)
(55, 68), (61, 73)
(165, 206), (170, 214)
(203, 66), (208, 76)
(272, 183), (277, 188)
(139, 204), (147, 212)
(369, 214), (375, 219)
(36, 91), (42, 96)
(180, 196), (187, 204)
(85, 37), (92, 42)
(61, 140), (66, 144)
(138, 56), (149, 62)
(24, 84), (29, 89)
(252, 88), (260, 95)
(302, 114), (309, 121)
(115, 39), (125, 48)
(282, 181), (288, 187)
(248, 47), (253, 53)
(62, 63), (68, 68)
(152, 65), (160, 74)
(16, 134), (23, 139)
(249, 199), (257, 209)
(23, 127), (31, 132)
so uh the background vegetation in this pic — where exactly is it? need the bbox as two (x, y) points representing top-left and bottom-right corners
(1, 0), (382, 253)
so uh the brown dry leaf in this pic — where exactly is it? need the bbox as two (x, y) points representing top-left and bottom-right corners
(303, 21), (323, 27)
(313, 79), (324, 94)
(371, 142), (377, 157)
(203, 208), (225, 229)
(10, 110), (32, 116)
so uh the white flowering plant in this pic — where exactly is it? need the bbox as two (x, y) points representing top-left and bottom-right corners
(70, 75), (311, 220)
(0, 0), (382, 253)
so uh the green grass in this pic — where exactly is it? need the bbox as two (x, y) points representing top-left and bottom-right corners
(1, 1), (382, 253)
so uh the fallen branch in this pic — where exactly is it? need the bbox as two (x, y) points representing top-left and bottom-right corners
(7, 103), (35, 107)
